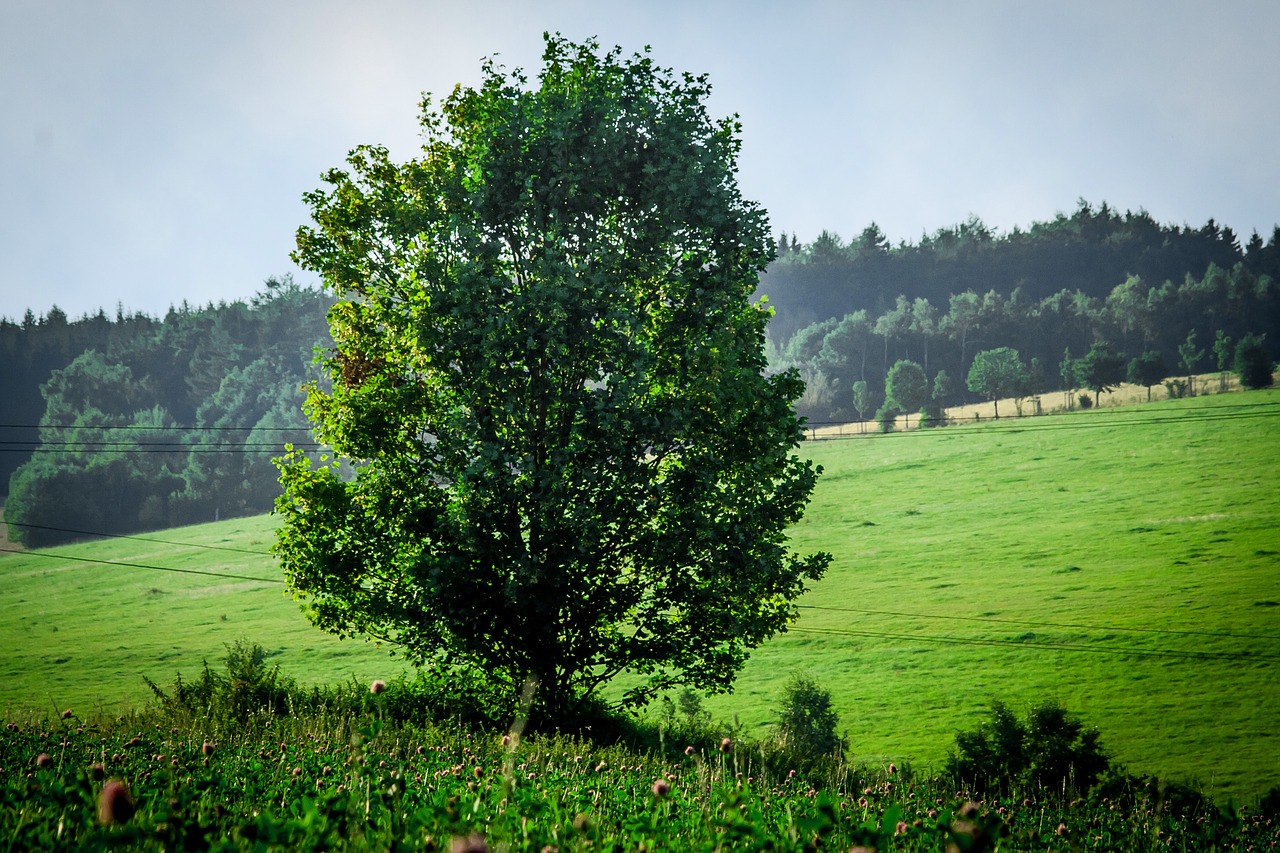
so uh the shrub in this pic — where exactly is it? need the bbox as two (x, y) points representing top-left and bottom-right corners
(775, 675), (846, 759)
(144, 639), (299, 724)
(946, 699), (1109, 796)
(874, 404), (896, 433)
(1234, 334), (1273, 389)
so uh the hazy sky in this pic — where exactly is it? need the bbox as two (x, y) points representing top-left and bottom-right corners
(3, 0), (1277, 321)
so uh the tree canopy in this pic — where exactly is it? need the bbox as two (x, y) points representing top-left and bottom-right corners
(274, 36), (830, 720)
(966, 347), (1028, 418)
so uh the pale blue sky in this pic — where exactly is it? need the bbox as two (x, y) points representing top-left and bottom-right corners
(3, 0), (1277, 320)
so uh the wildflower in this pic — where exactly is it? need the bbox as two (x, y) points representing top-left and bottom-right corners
(35, 753), (53, 769)
(370, 679), (387, 694)
(202, 741), (215, 756)
(90, 763), (105, 780)
(895, 821), (909, 836)
(501, 735), (511, 747)
(594, 761), (607, 772)
(98, 779), (136, 825)
(719, 737), (732, 752)
(1056, 823), (1069, 838)
(684, 745), (695, 756)
(887, 762), (897, 774)
(652, 778), (671, 798)
(61, 709), (73, 719)
(449, 833), (488, 853)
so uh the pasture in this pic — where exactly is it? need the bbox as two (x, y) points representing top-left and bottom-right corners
(2, 389), (1277, 802)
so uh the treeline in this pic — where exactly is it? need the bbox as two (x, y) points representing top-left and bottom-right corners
(760, 201), (1280, 422)
(1, 278), (332, 547)
(4, 203), (1278, 543)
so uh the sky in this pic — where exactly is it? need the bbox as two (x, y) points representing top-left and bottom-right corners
(3, 0), (1278, 321)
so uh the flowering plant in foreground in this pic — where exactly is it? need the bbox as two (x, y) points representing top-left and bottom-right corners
(1, 701), (1275, 851)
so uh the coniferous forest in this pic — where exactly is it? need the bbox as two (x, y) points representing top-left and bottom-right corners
(3, 202), (1278, 546)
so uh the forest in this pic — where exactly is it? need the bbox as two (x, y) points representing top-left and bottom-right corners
(3, 201), (1278, 546)
(0, 277), (330, 547)
(760, 200), (1280, 422)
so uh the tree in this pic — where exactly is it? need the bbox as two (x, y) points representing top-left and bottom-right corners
(1126, 351), (1167, 402)
(1077, 341), (1126, 407)
(931, 368), (953, 408)
(851, 379), (877, 424)
(274, 37), (831, 721)
(885, 359), (927, 429)
(966, 347), (1027, 419)
(947, 699), (1109, 796)
(1059, 347), (1079, 410)
(1213, 330), (1234, 392)
(1235, 333), (1273, 389)
(775, 675), (845, 759)
(1178, 330), (1205, 397)
(942, 291), (981, 375)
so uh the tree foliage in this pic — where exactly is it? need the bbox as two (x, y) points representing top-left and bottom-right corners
(1077, 341), (1127, 406)
(1127, 350), (1168, 401)
(1235, 334), (1273, 389)
(274, 36), (830, 720)
(947, 699), (1110, 796)
(3, 278), (330, 546)
(775, 675), (845, 759)
(885, 359), (927, 427)
(965, 347), (1027, 418)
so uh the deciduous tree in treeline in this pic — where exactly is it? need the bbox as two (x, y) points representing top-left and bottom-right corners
(1078, 341), (1127, 407)
(1127, 351), (1168, 402)
(274, 36), (830, 721)
(966, 347), (1027, 419)
(885, 359), (927, 428)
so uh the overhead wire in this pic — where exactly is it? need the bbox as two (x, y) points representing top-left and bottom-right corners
(0, 545), (285, 585)
(2, 403), (1278, 453)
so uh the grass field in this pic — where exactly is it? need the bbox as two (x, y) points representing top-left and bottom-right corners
(2, 389), (1278, 803)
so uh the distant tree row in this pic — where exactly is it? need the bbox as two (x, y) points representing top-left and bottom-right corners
(761, 200), (1280, 345)
(767, 254), (1278, 423)
(1, 277), (333, 546)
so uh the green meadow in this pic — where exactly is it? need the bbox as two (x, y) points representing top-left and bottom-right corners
(2, 390), (1278, 802)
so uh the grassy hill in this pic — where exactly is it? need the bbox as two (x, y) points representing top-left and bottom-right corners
(2, 390), (1278, 802)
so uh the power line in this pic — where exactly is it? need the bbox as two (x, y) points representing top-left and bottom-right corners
(798, 604), (1280, 642)
(788, 625), (1280, 664)
(2, 521), (272, 556)
(3, 408), (1277, 454)
(0, 546), (286, 585)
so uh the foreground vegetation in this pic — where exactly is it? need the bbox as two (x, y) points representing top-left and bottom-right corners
(3, 650), (1277, 851)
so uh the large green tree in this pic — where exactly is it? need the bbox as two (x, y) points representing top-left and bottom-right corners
(274, 37), (830, 720)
